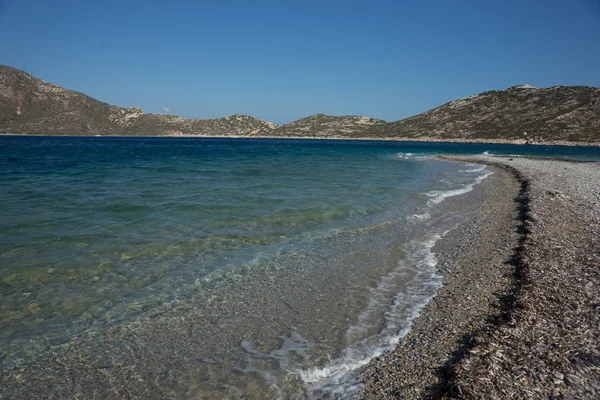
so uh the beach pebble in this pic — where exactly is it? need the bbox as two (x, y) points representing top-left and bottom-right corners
(554, 372), (564, 380)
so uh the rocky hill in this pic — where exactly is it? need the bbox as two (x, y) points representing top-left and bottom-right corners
(1, 65), (599, 144)
(364, 85), (600, 144)
(269, 114), (386, 138)
(0, 65), (277, 136)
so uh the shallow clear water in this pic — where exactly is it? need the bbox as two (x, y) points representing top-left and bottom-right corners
(0, 136), (598, 398)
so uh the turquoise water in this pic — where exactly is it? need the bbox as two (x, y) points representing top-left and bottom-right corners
(1, 136), (598, 398)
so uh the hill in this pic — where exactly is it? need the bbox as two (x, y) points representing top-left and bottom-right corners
(364, 85), (600, 144)
(269, 114), (386, 138)
(0, 65), (277, 136)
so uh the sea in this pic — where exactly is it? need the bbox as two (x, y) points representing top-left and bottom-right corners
(1, 136), (599, 398)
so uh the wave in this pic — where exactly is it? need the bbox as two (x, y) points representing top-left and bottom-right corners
(409, 211), (431, 221)
(297, 230), (450, 397)
(459, 164), (487, 172)
(426, 169), (492, 205)
(396, 152), (429, 160)
(296, 166), (492, 395)
(482, 151), (523, 158)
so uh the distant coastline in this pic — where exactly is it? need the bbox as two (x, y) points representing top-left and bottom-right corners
(2, 131), (599, 147)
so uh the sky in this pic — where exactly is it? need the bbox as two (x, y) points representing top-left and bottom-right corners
(1, 0), (599, 124)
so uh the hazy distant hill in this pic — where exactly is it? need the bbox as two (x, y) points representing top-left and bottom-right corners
(269, 114), (386, 138)
(0, 65), (277, 136)
(364, 85), (600, 144)
(1, 65), (599, 144)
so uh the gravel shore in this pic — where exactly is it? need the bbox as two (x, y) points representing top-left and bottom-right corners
(445, 156), (600, 399)
(362, 163), (522, 399)
(363, 156), (600, 399)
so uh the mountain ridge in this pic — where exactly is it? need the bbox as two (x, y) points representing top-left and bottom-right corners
(0, 65), (278, 137)
(361, 84), (600, 144)
(1, 65), (599, 144)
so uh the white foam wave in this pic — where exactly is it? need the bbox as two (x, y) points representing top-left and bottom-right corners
(299, 231), (450, 397)
(426, 169), (492, 205)
(459, 165), (487, 172)
(482, 151), (523, 158)
(409, 211), (430, 221)
(396, 152), (429, 160)
(427, 186), (474, 204)
(234, 165), (494, 397)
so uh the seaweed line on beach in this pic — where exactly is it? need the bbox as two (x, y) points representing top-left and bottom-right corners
(440, 159), (533, 398)
(421, 162), (534, 398)
(362, 156), (600, 400)
(442, 156), (600, 400)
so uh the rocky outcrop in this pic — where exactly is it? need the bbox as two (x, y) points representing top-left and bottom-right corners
(0, 65), (278, 136)
(269, 114), (386, 138)
(364, 85), (600, 143)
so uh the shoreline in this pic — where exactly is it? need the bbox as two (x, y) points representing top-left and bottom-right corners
(363, 156), (600, 399)
(1, 154), (598, 398)
(444, 156), (600, 399)
(1, 132), (599, 147)
(0, 157), (496, 399)
(362, 163), (522, 398)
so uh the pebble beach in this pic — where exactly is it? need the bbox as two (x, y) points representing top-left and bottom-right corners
(362, 155), (600, 399)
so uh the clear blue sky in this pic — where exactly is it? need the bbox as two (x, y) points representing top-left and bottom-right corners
(1, 0), (599, 124)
